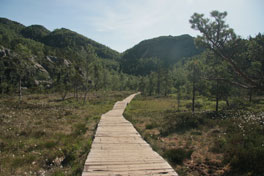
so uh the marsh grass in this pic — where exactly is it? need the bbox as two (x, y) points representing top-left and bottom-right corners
(124, 94), (264, 176)
(0, 91), (132, 176)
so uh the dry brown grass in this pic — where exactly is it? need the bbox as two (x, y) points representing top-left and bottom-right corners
(0, 91), (132, 176)
(124, 95), (230, 176)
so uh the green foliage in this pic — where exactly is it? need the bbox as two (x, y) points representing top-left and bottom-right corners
(0, 17), (142, 95)
(160, 112), (204, 136)
(164, 148), (193, 165)
(190, 11), (264, 90)
(21, 25), (50, 42)
(145, 123), (154, 129)
(121, 35), (202, 75)
(73, 123), (87, 136)
(42, 28), (120, 60)
(222, 115), (264, 175)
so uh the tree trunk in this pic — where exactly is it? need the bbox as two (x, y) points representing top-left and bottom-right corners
(148, 85), (153, 96)
(216, 80), (219, 112)
(76, 89), (79, 101)
(249, 88), (252, 102)
(19, 76), (22, 103)
(157, 71), (161, 95)
(192, 80), (195, 113)
(74, 86), (77, 99)
(164, 71), (168, 96)
(177, 88), (181, 111)
(62, 90), (67, 101)
(83, 86), (88, 104)
(225, 97), (230, 107)
(164, 83), (167, 96)
(0, 76), (3, 95)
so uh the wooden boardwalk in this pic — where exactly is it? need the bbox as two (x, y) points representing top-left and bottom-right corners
(82, 93), (178, 176)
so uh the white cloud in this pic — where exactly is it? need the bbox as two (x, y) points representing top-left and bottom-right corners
(48, 0), (264, 51)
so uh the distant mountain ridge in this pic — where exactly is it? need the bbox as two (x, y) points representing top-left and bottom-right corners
(0, 17), (120, 61)
(121, 34), (202, 75)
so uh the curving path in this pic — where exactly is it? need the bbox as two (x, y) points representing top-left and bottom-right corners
(82, 93), (178, 176)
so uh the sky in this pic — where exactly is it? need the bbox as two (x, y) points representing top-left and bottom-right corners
(0, 0), (263, 52)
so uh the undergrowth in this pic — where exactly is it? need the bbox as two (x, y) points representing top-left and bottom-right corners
(124, 94), (264, 176)
(0, 91), (132, 176)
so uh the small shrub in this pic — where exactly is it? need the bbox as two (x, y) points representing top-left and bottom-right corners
(185, 102), (203, 110)
(61, 148), (75, 166)
(73, 123), (87, 136)
(51, 170), (65, 176)
(71, 164), (83, 175)
(32, 130), (46, 138)
(210, 137), (226, 153)
(190, 131), (202, 135)
(164, 148), (193, 165)
(222, 117), (264, 175)
(160, 112), (204, 136)
(44, 140), (57, 149)
(0, 140), (6, 151)
(145, 123), (154, 129)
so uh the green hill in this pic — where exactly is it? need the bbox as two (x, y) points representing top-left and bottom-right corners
(0, 17), (120, 61)
(0, 17), (203, 93)
(21, 25), (50, 42)
(0, 17), (122, 93)
(121, 34), (202, 75)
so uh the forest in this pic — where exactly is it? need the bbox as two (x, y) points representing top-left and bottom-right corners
(0, 10), (264, 176)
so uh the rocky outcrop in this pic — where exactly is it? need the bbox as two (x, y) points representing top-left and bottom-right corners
(28, 57), (49, 74)
(0, 46), (11, 58)
(46, 56), (71, 67)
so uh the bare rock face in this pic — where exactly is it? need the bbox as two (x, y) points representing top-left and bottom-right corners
(0, 46), (11, 58)
(28, 57), (49, 74)
(46, 56), (71, 67)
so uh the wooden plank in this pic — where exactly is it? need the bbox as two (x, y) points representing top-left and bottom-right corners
(82, 93), (178, 176)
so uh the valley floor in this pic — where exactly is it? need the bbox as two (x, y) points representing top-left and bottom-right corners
(1, 92), (263, 176)
(0, 91), (132, 176)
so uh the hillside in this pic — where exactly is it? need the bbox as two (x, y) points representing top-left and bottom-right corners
(121, 34), (202, 75)
(0, 17), (203, 93)
(0, 17), (124, 92)
(0, 17), (120, 61)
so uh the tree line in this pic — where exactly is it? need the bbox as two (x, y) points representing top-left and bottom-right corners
(0, 11), (263, 108)
(138, 10), (264, 113)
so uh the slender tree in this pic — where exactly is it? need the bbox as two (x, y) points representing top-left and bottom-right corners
(172, 67), (186, 111)
(189, 11), (263, 89)
(186, 58), (202, 113)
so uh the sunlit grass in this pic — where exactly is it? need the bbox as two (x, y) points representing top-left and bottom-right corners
(0, 91), (132, 176)
(124, 94), (264, 176)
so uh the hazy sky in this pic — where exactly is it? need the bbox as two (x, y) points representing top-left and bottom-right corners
(1, 0), (263, 52)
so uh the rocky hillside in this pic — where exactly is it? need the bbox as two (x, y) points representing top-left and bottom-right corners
(0, 18), (123, 92)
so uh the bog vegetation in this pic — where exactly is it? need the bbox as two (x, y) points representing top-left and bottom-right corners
(0, 10), (263, 176)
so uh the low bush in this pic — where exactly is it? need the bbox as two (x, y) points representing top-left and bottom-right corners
(160, 112), (205, 136)
(145, 123), (154, 129)
(164, 148), (193, 165)
(223, 123), (264, 175)
(210, 137), (227, 153)
(73, 123), (87, 136)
